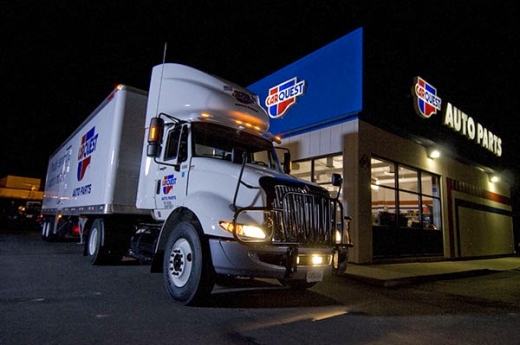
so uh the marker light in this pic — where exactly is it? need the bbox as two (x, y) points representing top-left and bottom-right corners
(149, 127), (158, 141)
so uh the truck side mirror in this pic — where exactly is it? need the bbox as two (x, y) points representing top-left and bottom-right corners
(283, 152), (291, 174)
(331, 173), (343, 201)
(232, 147), (246, 164)
(147, 117), (164, 158)
(274, 147), (291, 174)
(331, 173), (343, 186)
(177, 125), (189, 163)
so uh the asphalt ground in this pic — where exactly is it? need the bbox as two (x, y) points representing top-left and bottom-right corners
(2, 228), (520, 345)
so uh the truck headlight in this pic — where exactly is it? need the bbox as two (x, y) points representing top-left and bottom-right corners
(219, 221), (266, 240)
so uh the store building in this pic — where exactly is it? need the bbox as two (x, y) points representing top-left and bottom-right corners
(248, 28), (514, 264)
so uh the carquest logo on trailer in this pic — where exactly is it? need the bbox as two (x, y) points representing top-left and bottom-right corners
(265, 77), (305, 119)
(77, 126), (98, 181)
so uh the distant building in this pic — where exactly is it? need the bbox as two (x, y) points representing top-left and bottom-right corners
(0, 175), (44, 200)
(0, 175), (43, 230)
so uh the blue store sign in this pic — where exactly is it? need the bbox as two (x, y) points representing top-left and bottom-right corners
(249, 27), (363, 137)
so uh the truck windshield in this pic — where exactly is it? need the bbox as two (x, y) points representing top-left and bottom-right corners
(191, 122), (283, 172)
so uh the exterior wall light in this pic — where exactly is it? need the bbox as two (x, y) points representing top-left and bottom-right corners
(427, 147), (441, 159)
(489, 174), (499, 183)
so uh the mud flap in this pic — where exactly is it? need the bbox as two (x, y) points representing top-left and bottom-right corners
(150, 250), (164, 273)
(284, 246), (298, 279)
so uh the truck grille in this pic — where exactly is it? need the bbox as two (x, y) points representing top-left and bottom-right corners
(266, 181), (341, 245)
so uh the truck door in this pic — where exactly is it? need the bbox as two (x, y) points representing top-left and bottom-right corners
(154, 123), (190, 212)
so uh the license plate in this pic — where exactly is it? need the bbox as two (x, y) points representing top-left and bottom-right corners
(306, 269), (324, 282)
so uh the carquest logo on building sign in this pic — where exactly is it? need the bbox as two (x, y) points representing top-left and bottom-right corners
(265, 77), (305, 119)
(413, 76), (442, 118)
(412, 76), (503, 157)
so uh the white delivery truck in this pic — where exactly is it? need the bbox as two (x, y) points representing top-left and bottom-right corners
(41, 63), (352, 305)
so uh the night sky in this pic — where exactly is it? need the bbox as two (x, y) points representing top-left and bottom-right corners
(3, 1), (520, 191)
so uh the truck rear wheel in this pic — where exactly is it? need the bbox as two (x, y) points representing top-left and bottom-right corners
(87, 218), (123, 265)
(163, 222), (215, 306)
(41, 219), (54, 242)
(88, 219), (106, 265)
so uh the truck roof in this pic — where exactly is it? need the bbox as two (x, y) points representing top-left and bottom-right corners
(146, 64), (272, 138)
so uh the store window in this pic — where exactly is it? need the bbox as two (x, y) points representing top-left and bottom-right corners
(371, 156), (443, 257)
(420, 171), (442, 230)
(291, 154), (343, 197)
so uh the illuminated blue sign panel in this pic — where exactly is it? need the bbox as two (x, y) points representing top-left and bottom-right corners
(249, 27), (363, 136)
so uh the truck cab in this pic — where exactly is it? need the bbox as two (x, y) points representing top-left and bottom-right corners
(41, 63), (351, 306)
(134, 64), (351, 305)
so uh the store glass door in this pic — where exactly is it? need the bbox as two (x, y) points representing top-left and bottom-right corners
(371, 157), (443, 258)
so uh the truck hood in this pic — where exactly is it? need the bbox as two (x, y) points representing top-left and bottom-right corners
(187, 157), (326, 207)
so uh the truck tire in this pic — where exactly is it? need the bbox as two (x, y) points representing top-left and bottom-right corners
(41, 219), (54, 242)
(87, 219), (106, 265)
(163, 222), (215, 306)
(333, 252), (348, 276)
(54, 218), (70, 241)
(87, 218), (123, 265)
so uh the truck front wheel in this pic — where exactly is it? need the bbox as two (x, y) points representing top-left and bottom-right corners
(163, 222), (215, 306)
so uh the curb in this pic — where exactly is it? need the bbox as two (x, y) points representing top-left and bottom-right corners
(345, 268), (496, 287)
